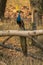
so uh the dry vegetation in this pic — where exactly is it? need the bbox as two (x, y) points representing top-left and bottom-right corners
(0, 19), (43, 65)
(0, 0), (43, 65)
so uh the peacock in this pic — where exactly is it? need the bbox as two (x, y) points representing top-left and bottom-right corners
(16, 12), (27, 56)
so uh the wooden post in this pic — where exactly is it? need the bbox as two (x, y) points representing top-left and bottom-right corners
(19, 22), (27, 56)
(32, 8), (38, 45)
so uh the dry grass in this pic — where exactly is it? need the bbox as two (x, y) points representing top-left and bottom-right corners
(0, 19), (43, 65)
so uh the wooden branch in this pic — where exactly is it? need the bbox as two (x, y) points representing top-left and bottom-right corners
(28, 52), (43, 61)
(28, 35), (43, 50)
(0, 43), (14, 49)
(0, 30), (43, 37)
(0, 44), (43, 61)
(0, 42), (43, 61)
(2, 36), (13, 44)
